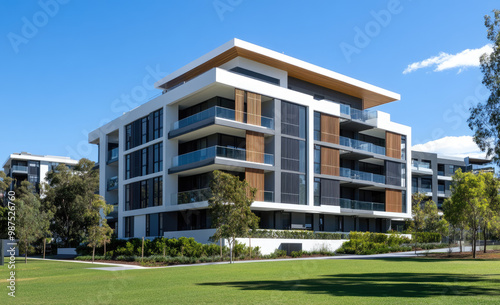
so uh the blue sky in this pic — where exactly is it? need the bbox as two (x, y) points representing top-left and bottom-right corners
(1, 0), (498, 164)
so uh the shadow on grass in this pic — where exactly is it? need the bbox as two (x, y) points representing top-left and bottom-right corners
(199, 273), (500, 298)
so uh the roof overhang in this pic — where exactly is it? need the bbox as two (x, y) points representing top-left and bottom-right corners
(154, 39), (400, 109)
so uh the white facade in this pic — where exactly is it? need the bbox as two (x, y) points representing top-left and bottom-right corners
(89, 39), (412, 241)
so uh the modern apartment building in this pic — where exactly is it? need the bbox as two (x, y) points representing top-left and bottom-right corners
(2, 152), (79, 194)
(89, 39), (412, 242)
(411, 151), (493, 210)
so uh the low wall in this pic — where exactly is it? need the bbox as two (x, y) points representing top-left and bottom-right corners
(58, 248), (77, 255)
(2, 239), (19, 257)
(234, 238), (348, 255)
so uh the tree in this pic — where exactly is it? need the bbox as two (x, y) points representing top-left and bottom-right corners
(468, 10), (500, 166)
(0, 170), (13, 194)
(15, 181), (52, 263)
(43, 159), (99, 247)
(83, 194), (113, 263)
(443, 197), (468, 253)
(407, 193), (426, 253)
(480, 172), (500, 253)
(445, 169), (488, 258)
(208, 170), (259, 263)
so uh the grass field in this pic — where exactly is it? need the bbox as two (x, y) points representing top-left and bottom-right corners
(1, 257), (500, 304)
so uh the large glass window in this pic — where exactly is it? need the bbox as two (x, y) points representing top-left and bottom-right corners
(314, 112), (321, 141)
(124, 216), (134, 238)
(141, 117), (148, 144)
(281, 172), (306, 205)
(314, 145), (321, 174)
(125, 155), (131, 179)
(125, 124), (132, 150)
(153, 142), (163, 173)
(140, 180), (148, 208)
(146, 213), (160, 237)
(281, 137), (306, 173)
(153, 108), (163, 140)
(125, 184), (131, 211)
(153, 176), (163, 206)
(437, 164), (445, 176)
(141, 148), (148, 176)
(314, 178), (320, 206)
(401, 135), (406, 160)
(281, 101), (306, 138)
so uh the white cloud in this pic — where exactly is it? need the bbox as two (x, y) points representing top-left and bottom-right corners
(412, 136), (488, 159)
(403, 44), (493, 74)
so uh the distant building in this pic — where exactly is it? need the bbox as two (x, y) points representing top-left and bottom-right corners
(2, 152), (79, 194)
(410, 151), (494, 210)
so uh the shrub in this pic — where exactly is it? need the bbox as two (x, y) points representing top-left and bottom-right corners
(337, 232), (412, 255)
(249, 230), (345, 240)
(414, 232), (441, 243)
(290, 251), (303, 258)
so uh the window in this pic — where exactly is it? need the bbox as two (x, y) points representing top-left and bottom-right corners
(281, 172), (306, 205)
(141, 117), (148, 144)
(314, 112), (321, 141)
(281, 101), (306, 138)
(437, 164), (445, 176)
(153, 176), (163, 206)
(125, 184), (131, 211)
(124, 216), (134, 238)
(125, 124), (132, 150)
(401, 135), (406, 160)
(281, 138), (306, 173)
(314, 178), (320, 206)
(146, 213), (161, 237)
(125, 155), (131, 179)
(141, 148), (148, 176)
(153, 108), (163, 139)
(319, 214), (324, 232)
(153, 142), (163, 173)
(402, 191), (407, 213)
(314, 145), (321, 174)
(140, 180), (148, 208)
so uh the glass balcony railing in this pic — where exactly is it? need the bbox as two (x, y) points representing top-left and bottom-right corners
(340, 104), (377, 123)
(107, 176), (118, 190)
(12, 165), (28, 172)
(172, 188), (274, 205)
(108, 147), (119, 163)
(339, 198), (385, 211)
(413, 187), (432, 194)
(172, 106), (274, 130)
(340, 168), (385, 184)
(172, 145), (274, 167)
(412, 161), (432, 170)
(339, 136), (385, 155)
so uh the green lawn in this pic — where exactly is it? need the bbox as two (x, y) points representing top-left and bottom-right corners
(1, 257), (500, 304)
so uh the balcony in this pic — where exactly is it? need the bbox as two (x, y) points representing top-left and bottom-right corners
(171, 106), (274, 131)
(12, 165), (28, 173)
(172, 146), (274, 168)
(171, 188), (273, 205)
(340, 104), (377, 123)
(107, 176), (118, 191)
(340, 198), (385, 211)
(339, 136), (385, 155)
(107, 147), (119, 164)
(340, 168), (385, 184)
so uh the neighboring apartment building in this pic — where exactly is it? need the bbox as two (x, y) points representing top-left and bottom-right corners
(2, 152), (79, 194)
(411, 151), (493, 210)
(89, 38), (412, 242)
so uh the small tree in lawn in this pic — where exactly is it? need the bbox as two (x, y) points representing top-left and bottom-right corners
(481, 172), (500, 252)
(83, 194), (113, 263)
(208, 170), (259, 264)
(407, 193), (426, 253)
(15, 181), (52, 263)
(445, 169), (488, 258)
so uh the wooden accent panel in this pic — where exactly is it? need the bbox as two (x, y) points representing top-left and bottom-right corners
(235, 89), (245, 123)
(245, 168), (265, 201)
(246, 92), (262, 126)
(160, 47), (397, 108)
(320, 114), (339, 144)
(246, 131), (264, 163)
(386, 131), (401, 159)
(320, 147), (339, 176)
(385, 189), (402, 213)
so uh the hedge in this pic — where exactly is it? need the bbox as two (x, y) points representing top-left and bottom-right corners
(414, 232), (441, 243)
(247, 230), (348, 240)
(336, 232), (412, 255)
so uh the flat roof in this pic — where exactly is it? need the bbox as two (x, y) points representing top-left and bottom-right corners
(154, 38), (400, 109)
(2, 152), (79, 169)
